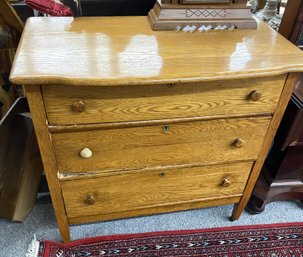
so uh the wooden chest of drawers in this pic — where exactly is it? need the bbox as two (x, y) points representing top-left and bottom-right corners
(10, 17), (303, 242)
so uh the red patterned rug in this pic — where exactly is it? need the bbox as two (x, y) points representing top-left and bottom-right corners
(29, 222), (303, 257)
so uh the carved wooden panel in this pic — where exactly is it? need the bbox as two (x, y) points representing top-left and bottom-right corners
(181, 0), (232, 4)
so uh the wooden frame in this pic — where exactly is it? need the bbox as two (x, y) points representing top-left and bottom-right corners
(0, 97), (43, 221)
(278, 0), (303, 49)
(148, 0), (257, 30)
(0, 0), (23, 33)
(180, 0), (232, 4)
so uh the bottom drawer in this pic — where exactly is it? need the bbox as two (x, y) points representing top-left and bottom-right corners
(61, 161), (252, 219)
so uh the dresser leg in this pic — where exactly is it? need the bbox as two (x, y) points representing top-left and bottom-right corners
(230, 204), (241, 221)
(59, 223), (71, 243)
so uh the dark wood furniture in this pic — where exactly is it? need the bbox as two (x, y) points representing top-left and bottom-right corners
(247, 0), (303, 213)
(11, 0), (156, 20)
(0, 97), (43, 221)
(247, 79), (303, 213)
(148, 0), (257, 31)
(0, 0), (23, 118)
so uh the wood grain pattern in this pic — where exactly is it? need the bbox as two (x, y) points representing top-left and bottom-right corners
(61, 161), (252, 219)
(25, 85), (71, 242)
(10, 16), (303, 242)
(68, 195), (241, 224)
(43, 75), (285, 125)
(231, 73), (301, 220)
(9, 17), (303, 86)
(53, 117), (270, 174)
(48, 112), (272, 133)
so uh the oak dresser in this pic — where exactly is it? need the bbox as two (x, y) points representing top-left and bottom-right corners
(10, 16), (303, 242)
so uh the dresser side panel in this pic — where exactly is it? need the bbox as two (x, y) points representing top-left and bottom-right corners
(231, 73), (301, 220)
(25, 85), (71, 242)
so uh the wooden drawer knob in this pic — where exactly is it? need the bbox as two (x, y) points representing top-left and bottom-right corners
(221, 178), (231, 187)
(80, 148), (93, 159)
(249, 90), (262, 101)
(85, 194), (95, 205)
(72, 100), (86, 112)
(233, 138), (245, 148)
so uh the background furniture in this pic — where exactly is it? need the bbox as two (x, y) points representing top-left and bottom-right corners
(247, 80), (303, 213)
(10, 17), (303, 242)
(247, 0), (303, 213)
(278, 0), (303, 47)
(0, 97), (43, 221)
(0, 1), (43, 223)
(11, 0), (156, 20)
(148, 0), (257, 30)
(0, 0), (24, 119)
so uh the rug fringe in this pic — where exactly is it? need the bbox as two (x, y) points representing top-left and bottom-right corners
(26, 235), (39, 257)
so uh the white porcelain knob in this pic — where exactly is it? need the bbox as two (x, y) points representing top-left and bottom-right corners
(80, 148), (92, 159)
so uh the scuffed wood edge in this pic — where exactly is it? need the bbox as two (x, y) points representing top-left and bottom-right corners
(49, 112), (272, 133)
(57, 160), (255, 181)
(10, 67), (303, 87)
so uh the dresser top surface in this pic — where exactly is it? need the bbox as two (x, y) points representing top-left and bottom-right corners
(10, 16), (303, 86)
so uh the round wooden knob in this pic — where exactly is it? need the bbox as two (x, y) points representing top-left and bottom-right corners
(85, 194), (95, 205)
(233, 138), (245, 148)
(72, 100), (85, 112)
(80, 148), (93, 159)
(221, 178), (231, 187)
(249, 90), (262, 101)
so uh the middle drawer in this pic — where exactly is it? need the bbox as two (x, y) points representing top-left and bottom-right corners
(53, 117), (271, 175)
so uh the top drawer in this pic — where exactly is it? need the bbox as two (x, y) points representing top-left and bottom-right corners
(42, 75), (286, 125)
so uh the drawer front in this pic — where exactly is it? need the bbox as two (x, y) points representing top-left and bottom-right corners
(53, 117), (270, 174)
(61, 161), (252, 219)
(43, 75), (285, 125)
